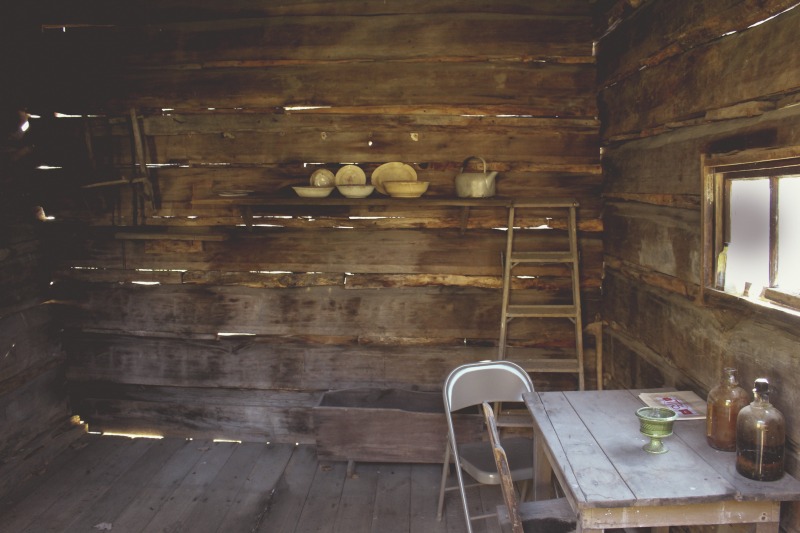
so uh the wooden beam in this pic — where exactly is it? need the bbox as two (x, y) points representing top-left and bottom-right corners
(599, 6), (800, 139)
(114, 231), (229, 241)
(597, 0), (799, 88)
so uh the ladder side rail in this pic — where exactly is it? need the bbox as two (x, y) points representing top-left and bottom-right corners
(568, 206), (585, 390)
(498, 206), (516, 360)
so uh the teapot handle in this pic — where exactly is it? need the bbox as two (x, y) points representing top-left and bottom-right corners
(460, 156), (488, 175)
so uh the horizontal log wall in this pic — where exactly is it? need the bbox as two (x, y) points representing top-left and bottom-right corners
(9, 1), (602, 444)
(0, 146), (83, 500)
(597, 1), (800, 530)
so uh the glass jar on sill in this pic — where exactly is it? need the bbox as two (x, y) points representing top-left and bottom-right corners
(706, 367), (749, 451)
(736, 378), (785, 481)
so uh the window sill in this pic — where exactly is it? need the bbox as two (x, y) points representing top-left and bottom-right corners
(704, 287), (800, 328)
(763, 287), (800, 311)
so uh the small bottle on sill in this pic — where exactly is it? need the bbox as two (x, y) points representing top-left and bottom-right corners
(715, 242), (729, 291)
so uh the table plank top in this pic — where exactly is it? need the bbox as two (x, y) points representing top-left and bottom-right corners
(524, 389), (800, 510)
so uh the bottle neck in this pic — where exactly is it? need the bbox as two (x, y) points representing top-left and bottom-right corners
(754, 391), (770, 405)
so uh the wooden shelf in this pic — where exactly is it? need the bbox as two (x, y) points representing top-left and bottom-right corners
(191, 196), (579, 209)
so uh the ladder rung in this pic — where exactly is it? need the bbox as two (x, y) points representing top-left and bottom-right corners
(512, 199), (578, 208)
(506, 304), (577, 318)
(510, 251), (575, 264)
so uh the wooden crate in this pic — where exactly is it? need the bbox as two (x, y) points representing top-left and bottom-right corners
(313, 388), (484, 463)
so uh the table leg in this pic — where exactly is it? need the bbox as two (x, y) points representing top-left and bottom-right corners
(533, 434), (553, 500)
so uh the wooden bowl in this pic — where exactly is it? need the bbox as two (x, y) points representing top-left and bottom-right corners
(384, 181), (429, 198)
(337, 185), (374, 198)
(293, 186), (334, 198)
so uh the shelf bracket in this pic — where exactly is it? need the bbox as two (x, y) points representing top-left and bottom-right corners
(459, 206), (471, 234)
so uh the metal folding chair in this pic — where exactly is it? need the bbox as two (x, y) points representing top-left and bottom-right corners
(436, 360), (535, 532)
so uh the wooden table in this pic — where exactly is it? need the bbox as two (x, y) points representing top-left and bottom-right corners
(523, 389), (800, 533)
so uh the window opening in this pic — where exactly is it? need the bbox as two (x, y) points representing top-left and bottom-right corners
(702, 148), (800, 312)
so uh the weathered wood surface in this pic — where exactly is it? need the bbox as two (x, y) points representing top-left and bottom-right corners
(597, 8), (800, 515)
(37, 112), (602, 225)
(603, 104), (800, 197)
(30, 6), (596, 115)
(596, 0), (799, 88)
(602, 270), (800, 440)
(55, 282), (597, 340)
(49, 14), (594, 66)
(0, 419), (85, 507)
(1, 436), (453, 533)
(599, 5), (800, 139)
(31, 0), (592, 25)
(35, 54), (596, 116)
(528, 389), (800, 519)
(0, 368), (73, 489)
(603, 201), (700, 283)
(72, 383), (316, 443)
(0, 355), (66, 423)
(5, 0), (603, 448)
(0, 248), (74, 501)
(0, 223), (59, 312)
(313, 388), (484, 463)
(0, 304), (62, 388)
(57, 226), (603, 276)
(65, 334), (585, 391)
(101, 115), (600, 167)
(0, 103), (76, 496)
(165, 169), (602, 214)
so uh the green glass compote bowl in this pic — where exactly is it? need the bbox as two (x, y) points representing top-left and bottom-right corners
(636, 407), (678, 454)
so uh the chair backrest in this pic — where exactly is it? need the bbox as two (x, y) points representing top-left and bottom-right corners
(483, 401), (525, 533)
(443, 360), (534, 413)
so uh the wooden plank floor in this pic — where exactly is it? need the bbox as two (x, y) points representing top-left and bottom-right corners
(0, 434), (506, 533)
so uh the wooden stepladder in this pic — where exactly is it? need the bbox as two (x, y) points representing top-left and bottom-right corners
(497, 199), (585, 390)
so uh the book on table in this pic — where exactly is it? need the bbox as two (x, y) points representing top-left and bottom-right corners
(639, 390), (706, 420)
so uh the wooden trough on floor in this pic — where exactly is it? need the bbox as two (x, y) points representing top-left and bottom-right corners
(313, 388), (485, 464)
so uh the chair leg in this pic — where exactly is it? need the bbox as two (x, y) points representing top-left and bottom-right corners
(453, 455), (475, 533)
(436, 442), (451, 521)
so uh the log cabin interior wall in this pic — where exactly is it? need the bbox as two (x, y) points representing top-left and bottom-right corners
(3, 0), (800, 523)
(0, 0), (602, 467)
(0, 118), (82, 498)
(596, 2), (800, 528)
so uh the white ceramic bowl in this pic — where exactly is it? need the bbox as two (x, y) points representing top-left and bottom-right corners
(309, 168), (335, 187)
(384, 181), (429, 198)
(293, 186), (334, 198)
(337, 185), (374, 198)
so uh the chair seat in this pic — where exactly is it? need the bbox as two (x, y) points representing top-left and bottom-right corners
(458, 436), (533, 485)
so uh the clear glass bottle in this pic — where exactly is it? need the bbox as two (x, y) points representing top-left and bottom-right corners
(706, 367), (749, 451)
(735, 378), (785, 481)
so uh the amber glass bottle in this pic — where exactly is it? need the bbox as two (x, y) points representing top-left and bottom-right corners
(706, 367), (749, 451)
(735, 378), (785, 481)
